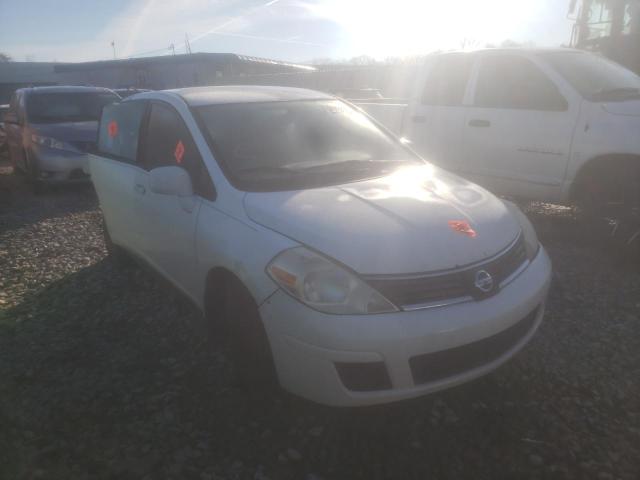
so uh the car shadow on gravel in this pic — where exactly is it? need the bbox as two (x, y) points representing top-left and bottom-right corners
(1, 190), (639, 479)
(2, 254), (638, 480)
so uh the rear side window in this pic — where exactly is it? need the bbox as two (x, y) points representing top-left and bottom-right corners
(421, 55), (474, 106)
(98, 101), (147, 163)
(142, 102), (214, 199)
(474, 56), (568, 111)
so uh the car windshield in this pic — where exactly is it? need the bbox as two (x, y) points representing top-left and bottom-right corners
(195, 99), (421, 191)
(26, 92), (120, 123)
(541, 51), (640, 101)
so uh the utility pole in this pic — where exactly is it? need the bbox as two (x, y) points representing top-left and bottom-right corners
(185, 33), (192, 54)
(111, 41), (116, 59)
(169, 43), (176, 55)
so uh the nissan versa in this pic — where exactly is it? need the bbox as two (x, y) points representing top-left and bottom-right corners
(89, 86), (552, 406)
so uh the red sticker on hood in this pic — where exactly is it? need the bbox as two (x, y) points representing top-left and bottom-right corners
(107, 120), (118, 138)
(174, 140), (185, 164)
(448, 220), (477, 237)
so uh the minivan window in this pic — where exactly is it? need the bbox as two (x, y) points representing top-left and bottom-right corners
(142, 102), (214, 199)
(474, 56), (568, 111)
(540, 51), (640, 101)
(98, 100), (147, 163)
(26, 92), (119, 123)
(195, 99), (420, 192)
(421, 55), (474, 106)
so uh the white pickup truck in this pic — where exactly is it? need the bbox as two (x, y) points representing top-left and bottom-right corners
(359, 48), (640, 215)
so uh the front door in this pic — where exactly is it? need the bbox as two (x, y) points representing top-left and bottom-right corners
(135, 101), (214, 298)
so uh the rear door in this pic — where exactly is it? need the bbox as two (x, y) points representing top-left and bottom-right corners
(91, 99), (148, 250)
(461, 54), (578, 201)
(134, 100), (215, 296)
(405, 54), (475, 171)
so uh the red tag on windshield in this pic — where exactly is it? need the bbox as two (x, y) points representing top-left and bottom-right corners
(107, 120), (118, 138)
(448, 220), (477, 238)
(174, 140), (185, 164)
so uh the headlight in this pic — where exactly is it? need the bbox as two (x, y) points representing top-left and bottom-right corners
(267, 247), (398, 314)
(504, 201), (540, 260)
(31, 134), (71, 151)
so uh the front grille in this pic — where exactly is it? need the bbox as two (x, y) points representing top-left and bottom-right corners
(363, 234), (527, 308)
(71, 141), (97, 153)
(409, 306), (539, 385)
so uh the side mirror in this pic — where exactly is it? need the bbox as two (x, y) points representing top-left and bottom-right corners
(148, 166), (193, 197)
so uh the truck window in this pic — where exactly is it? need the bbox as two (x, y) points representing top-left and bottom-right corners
(98, 100), (147, 163)
(421, 55), (473, 106)
(474, 56), (568, 111)
(142, 102), (215, 200)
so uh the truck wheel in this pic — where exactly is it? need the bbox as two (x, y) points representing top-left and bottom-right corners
(209, 276), (278, 390)
(103, 218), (133, 268)
(575, 164), (639, 222)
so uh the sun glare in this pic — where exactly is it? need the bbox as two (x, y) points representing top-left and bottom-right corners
(308, 0), (539, 58)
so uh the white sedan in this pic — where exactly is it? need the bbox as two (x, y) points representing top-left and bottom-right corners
(90, 86), (551, 406)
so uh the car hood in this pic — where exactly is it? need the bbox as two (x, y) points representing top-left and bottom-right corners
(243, 165), (521, 275)
(602, 100), (640, 117)
(30, 121), (99, 142)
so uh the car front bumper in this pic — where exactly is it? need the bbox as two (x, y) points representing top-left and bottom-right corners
(31, 145), (90, 182)
(259, 246), (552, 406)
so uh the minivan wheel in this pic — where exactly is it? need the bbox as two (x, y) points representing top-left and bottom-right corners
(210, 277), (278, 390)
(24, 151), (45, 194)
(103, 218), (133, 268)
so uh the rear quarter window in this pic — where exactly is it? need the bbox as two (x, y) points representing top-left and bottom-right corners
(98, 101), (147, 163)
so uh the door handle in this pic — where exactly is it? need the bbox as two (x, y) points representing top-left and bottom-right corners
(134, 184), (146, 195)
(468, 119), (491, 128)
(411, 115), (426, 123)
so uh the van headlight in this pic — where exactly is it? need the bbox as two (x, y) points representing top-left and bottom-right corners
(267, 248), (398, 314)
(504, 201), (540, 260)
(31, 134), (73, 151)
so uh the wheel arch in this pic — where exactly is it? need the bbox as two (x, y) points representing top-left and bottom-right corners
(569, 153), (640, 202)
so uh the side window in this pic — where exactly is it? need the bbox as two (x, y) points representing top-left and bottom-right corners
(142, 102), (215, 199)
(421, 56), (473, 106)
(98, 100), (147, 163)
(474, 56), (568, 111)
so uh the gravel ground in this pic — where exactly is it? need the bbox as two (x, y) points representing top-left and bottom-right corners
(1, 161), (639, 480)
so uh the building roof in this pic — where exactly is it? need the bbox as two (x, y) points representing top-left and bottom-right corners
(53, 52), (315, 73)
(0, 62), (59, 84)
(170, 85), (331, 106)
(17, 85), (117, 95)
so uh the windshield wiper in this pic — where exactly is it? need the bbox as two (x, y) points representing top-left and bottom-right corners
(590, 87), (640, 101)
(293, 159), (415, 173)
(236, 165), (304, 177)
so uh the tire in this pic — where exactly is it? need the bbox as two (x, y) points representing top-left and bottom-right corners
(211, 277), (278, 389)
(23, 150), (45, 194)
(7, 147), (23, 175)
(103, 218), (133, 268)
(575, 159), (640, 222)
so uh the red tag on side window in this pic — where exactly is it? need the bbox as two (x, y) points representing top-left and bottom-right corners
(174, 140), (185, 164)
(107, 120), (118, 138)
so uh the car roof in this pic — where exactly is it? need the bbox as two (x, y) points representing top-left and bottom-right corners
(18, 85), (117, 95)
(167, 85), (333, 107)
